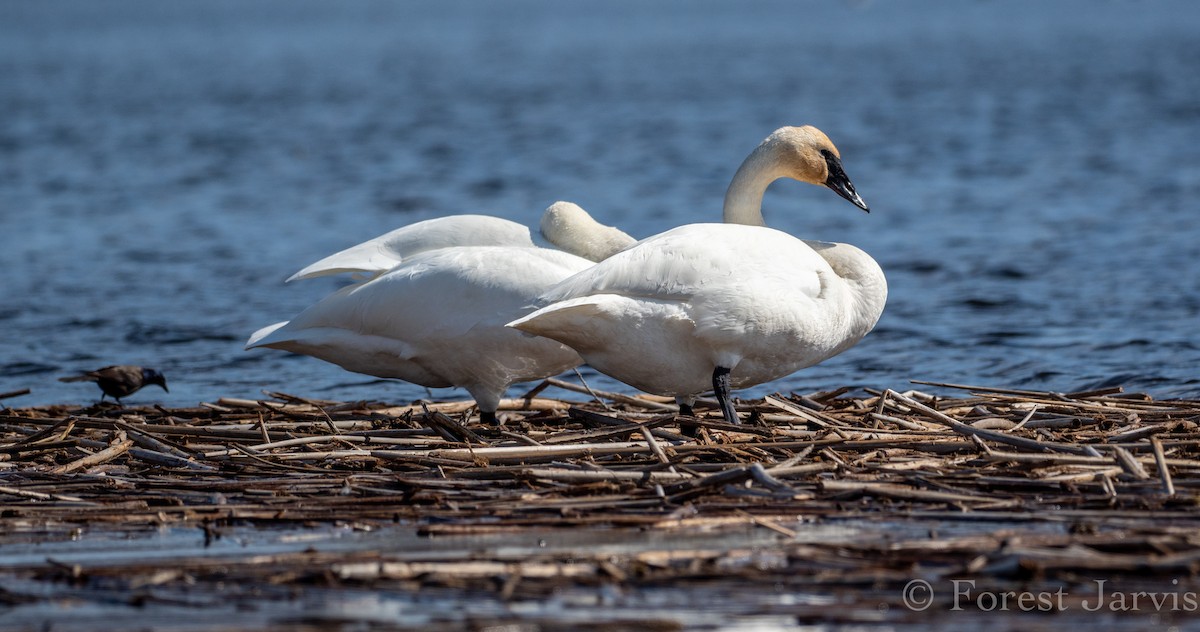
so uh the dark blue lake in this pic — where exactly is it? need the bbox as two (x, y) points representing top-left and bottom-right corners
(3, 0), (1198, 407)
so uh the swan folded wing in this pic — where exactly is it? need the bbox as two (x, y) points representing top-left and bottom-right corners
(286, 215), (535, 282)
(538, 224), (829, 305)
(301, 247), (583, 339)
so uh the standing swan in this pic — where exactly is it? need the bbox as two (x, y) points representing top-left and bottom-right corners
(287, 201), (635, 282)
(246, 246), (592, 424)
(508, 126), (886, 425)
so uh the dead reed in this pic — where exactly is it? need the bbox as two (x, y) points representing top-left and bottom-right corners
(2, 380), (1199, 625)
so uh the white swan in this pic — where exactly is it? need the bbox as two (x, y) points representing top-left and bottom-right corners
(287, 201), (635, 282)
(247, 246), (591, 424)
(508, 126), (886, 425)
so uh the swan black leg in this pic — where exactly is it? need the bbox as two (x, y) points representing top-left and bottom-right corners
(480, 410), (498, 426)
(676, 398), (698, 437)
(712, 366), (739, 425)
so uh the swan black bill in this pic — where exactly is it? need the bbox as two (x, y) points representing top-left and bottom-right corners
(822, 150), (870, 212)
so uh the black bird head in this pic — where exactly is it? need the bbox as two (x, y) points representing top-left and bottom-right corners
(142, 368), (169, 393)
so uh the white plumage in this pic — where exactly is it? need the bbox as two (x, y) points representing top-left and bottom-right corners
(287, 201), (634, 282)
(248, 246), (591, 421)
(508, 126), (887, 424)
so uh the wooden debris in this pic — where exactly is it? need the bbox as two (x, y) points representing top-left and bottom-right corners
(0, 382), (1198, 627)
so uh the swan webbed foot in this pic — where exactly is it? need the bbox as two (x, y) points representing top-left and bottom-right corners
(480, 410), (499, 426)
(711, 366), (739, 425)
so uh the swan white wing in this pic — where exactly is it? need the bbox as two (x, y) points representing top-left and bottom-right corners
(250, 246), (591, 404)
(286, 215), (536, 282)
(509, 223), (851, 396)
(276, 246), (588, 343)
(539, 223), (828, 305)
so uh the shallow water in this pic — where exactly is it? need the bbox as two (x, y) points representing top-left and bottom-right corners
(2, 0), (1199, 406)
(0, 517), (1070, 630)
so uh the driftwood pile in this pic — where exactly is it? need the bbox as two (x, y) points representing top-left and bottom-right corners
(2, 380), (1199, 627)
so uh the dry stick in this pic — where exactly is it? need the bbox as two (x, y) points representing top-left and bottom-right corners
(639, 425), (677, 474)
(541, 423), (648, 445)
(260, 442), (649, 464)
(256, 413), (271, 444)
(517, 379), (552, 401)
(8, 416), (77, 447)
(419, 404), (469, 444)
(979, 449), (1200, 469)
(1111, 446), (1151, 480)
(756, 462), (835, 478)
(909, 380), (1064, 398)
(1038, 467), (1126, 483)
(75, 437), (217, 471)
(0, 485), (88, 503)
(1008, 405), (1040, 431)
(1151, 437), (1175, 496)
(426, 442), (650, 463)
(315, 405), (340, 435)
(661, 464), (755, 496)
(113, 420), (194, 458)
(1110, 424), (1171, 443)
(868, 412), (935, 432)
(566, 408), (691, 443)
(544, 377), (678, 412)
(735, 508), (798, 537)
(129, 448), (218, 471)
(572, 368), (613, 411)
(747, 463), (795, 493)
(820, 479), (1016, 506)
(522, 468), (691, 484)
(767, 445), (814, 471)
(231, 444), (332, 473)
(261, 390), (342, 408)
(762, 395), (833, 428)
(886, 390), (1095, 456)
(0, 388), (32, 400)
(974, 392), (1174, 415)
(374, 398), (571, 417)
(53, 432), (133, 474)
(427, 408), (486, 445)
(498, 431), (543, 446)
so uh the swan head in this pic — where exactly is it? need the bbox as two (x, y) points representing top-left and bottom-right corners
(539, 201), (637, 262)
(765, 126), (869, 212)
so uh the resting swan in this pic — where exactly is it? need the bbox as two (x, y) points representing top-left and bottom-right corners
(246, 246), (591, 424)
(287, 201), (635, 282)
(508, 126), (886, 425)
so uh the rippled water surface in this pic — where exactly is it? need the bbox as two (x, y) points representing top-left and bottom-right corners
(2, 0), (1198, 406)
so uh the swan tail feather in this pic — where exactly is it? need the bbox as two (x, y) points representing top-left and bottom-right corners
(245, 321), (292, 349)
(286, 243), (398, 282)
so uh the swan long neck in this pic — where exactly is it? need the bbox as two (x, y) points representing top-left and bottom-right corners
(807, 240), (888, 340)
(721, 143), (789, 227)
(540, 202), (637, 262)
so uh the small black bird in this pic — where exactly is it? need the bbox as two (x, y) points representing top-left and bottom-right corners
(59, 365), (169, 404)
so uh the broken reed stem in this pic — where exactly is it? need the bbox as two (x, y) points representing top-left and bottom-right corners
(572, 367), (613, 411)
(885, 389), (1095, 455)
(53, 431), (133, 474)
(1151, 437), (1175, 496)
(0, 384), (1194, 537)
(544, 377), (678, 412)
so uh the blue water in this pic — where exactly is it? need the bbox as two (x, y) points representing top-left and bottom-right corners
(2, 0), (1198, 407)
